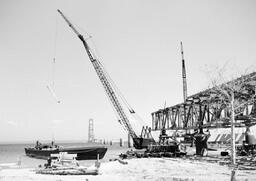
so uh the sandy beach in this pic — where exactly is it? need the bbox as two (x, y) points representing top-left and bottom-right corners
(1, 157), (256, 181)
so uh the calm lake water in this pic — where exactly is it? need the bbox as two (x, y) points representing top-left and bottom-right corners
(0, 142), (130, 168)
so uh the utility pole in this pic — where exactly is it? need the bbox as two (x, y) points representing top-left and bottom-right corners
(230, 91), (236, 165)
(230, 91), (236, 180)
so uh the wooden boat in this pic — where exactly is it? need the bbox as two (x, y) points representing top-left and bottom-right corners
(36, 152), (100, 175)
(25, 141), (107, 160)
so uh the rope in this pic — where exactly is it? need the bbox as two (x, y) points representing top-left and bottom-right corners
(52, 11), (58, 88)
(46, 10), (61, 104)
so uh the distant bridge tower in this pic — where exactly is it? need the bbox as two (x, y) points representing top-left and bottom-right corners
(88, 118), (94, 143)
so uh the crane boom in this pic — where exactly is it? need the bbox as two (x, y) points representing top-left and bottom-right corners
(180, 42), (187, 103)
(57, 9), (137, 139)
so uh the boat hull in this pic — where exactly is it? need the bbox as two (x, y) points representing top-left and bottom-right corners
(25, 146), (107, 160)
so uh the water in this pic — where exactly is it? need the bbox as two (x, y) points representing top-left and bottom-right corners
(0, 142), (130, 168)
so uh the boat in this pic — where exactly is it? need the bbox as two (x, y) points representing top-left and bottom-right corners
(25, 141), (107, 160)
(36, 152), (100, 175)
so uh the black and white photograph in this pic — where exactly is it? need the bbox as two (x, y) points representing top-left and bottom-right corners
(0, 0), (256, 180)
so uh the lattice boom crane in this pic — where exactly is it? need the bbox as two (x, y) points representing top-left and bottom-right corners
(57, 9), (155, 149)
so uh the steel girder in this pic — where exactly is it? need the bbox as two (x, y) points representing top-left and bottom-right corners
(152, 72), (256, 131)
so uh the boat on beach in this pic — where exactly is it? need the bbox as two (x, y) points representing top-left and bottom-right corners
(25, 141), (107, 160)
(36, 152), (100, 175)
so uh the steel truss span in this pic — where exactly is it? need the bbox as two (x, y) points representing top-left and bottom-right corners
(152, 72), (256, 131)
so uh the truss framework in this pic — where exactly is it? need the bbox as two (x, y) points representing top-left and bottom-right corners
(152, 72), (256, 131)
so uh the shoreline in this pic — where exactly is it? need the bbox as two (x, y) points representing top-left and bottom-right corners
(1, 158), (256, 181)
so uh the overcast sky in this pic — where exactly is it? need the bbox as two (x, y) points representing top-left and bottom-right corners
(0, 0), (255, 143)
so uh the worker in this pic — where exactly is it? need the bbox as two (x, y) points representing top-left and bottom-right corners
(244, 126), (256, 155)
(204, 129), (211, 149)
(45, 157), (52, 168)
(194, 129), (210, 156)
(245, 127), (256, 145)
(35, 140), (41, 149)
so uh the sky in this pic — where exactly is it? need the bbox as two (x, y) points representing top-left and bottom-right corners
(0, 0), (255, 143)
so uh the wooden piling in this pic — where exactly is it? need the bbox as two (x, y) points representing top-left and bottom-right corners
(128, 134), (131, 148)
(120, 138), (123, 147)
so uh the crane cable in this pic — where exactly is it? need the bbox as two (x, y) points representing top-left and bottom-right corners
(46, 11), (61, 104)
(52, 11), (58, 88)
(87, 38), (136, 114)
(82, 40), (129, 132)
(99, 61), (134, 112)
(97, 59), (131, 132)
(88, 38), (146, 127)
(89, 43), (138, 132)
(97, 55), (146, 126)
